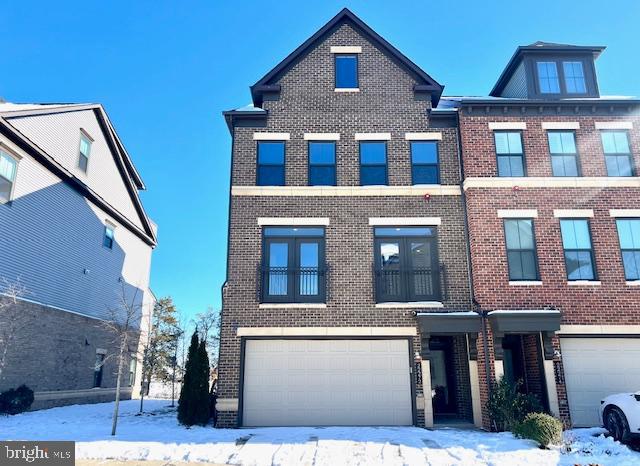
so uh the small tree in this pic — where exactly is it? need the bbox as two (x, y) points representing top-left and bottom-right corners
(177, 331), (210, 426)
(0, 278), (30, 381)
(487, 377), (543, 432)
(194, 307), (221, 367)
(99, 284), (143, 436)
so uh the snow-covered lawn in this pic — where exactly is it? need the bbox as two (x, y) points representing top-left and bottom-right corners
(0, 400), (638, 465)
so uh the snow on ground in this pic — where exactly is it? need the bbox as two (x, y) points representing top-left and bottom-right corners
(1, 400), (638, 465)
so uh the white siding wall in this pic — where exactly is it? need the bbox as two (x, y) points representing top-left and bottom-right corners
(7, 110), (145, 229)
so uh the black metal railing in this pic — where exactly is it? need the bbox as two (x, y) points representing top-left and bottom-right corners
(257, 264), (328, 303)
(373, 263), (447, 303)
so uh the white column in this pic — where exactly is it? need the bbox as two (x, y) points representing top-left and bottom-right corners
(543, 359), (560, 417)
(468, 360), (483, 428)
(421, 359), (434, 428)
(494, 359), (504, 381)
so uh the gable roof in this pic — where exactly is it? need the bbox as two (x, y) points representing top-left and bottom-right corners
(0, 103), (156, 246)
(490, 42), (606, 97)
(250, 8), (444, 106)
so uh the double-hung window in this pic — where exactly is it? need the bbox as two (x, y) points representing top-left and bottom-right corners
(257, 141), (285, 186)
(548, 131), (579, 176)
(103, 223), (115, 249)
(0, 150), (17, 203)
(261, 227), (325, 303)
(360, 141), (387, 185)
(411, 142), (439, 184)
(335, 54), (358, 89)
(537, 61), (560, 94)
(78, 132), (92, 173)
(495, 132), (525, 176)
(601, 131), (634, 177)
(563, 61), (586, 94)
(504, 219), (538, 281)
(560, 219), (596, 281)
(373, 227), (440, 302)
(616, 219), (640, 281)
(308, 142), (336, 186)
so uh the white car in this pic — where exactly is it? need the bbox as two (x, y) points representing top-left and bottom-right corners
(600, 391), (640, 443)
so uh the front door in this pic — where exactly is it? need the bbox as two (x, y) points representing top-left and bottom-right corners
(429, 337), (456, 418)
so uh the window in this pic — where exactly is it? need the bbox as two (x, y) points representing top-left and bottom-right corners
(411, 142), (439, 184)
(78, 132), (92, 173)
(335, 55), (358, 89)
(374, 227), (440, 302)
(548, 131), (579, 176)
(0, 150), (17, 203)
(257, 141), (285, 186)
(563, 61), (586, 94)
(601, 131), (634, 177)
(504, 219), (538, 280)
(308, 142), (336, 186)
(360, 142), (387, 185)
(495, 132), (525, 177)
(261, 227), (325, 303)
(560, 219), (596, 280)
(616, 219), (640, 280)
(537, 61), (560, 93)
(93, 353), (105, 388)
(129, 356), (137, 387)
(103, 224), (115, 249)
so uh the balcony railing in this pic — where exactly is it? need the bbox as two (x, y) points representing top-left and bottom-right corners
(257, 264), (328, 303)
(373, 263), (447, 303)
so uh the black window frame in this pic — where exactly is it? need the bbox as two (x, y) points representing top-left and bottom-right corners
(536, 61), (561, 95)
(503, 218), (540, 281)
(359, 141), (388, 186)
(410, 141), (440, 185)
(261, 227), (326, 303)
(562, 61), (587, 95)
(373, 227), (441, 303)
(615, 218), (640, 281)
(494, 130), (527, 177)
(334, 54), (359, 89)
(307, 141), (337, 186)
(600, 130), (636, 177)
(559, 218), (598, 281)
(547, 130), (581, 177)
(256, 140), (286, 186)
(0, 149), (18, 204)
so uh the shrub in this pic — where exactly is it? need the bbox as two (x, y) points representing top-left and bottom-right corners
(487, 377), (542, 431)
(0, 385), (34, 415)
(514, 412), (563, 448)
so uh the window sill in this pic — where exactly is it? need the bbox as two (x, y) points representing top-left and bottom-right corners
(509, 281), (543, 286)
(258, 303), (327, 309)
(567, 280), (601, 286)
(334, 88), (360, 92)
(626, 281), (640, 286)
(375, 301), (444, 309)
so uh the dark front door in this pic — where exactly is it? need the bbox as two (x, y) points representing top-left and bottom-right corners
(429, 337), (456, 418)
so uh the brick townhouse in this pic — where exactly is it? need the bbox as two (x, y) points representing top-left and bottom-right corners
(217, 9), (640, 429)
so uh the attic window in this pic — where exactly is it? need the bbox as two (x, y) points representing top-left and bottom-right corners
(78, 131), (93, 173)
(536, 62), (560, 94)
(335, 55), (358, 90)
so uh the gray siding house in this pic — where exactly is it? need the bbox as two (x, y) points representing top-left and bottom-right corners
(0, 102), (156, 409)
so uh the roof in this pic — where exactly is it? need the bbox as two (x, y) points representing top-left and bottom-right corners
(249, 8), (443, 107)
(435, 95), (640, 110)
(490, 42), (606, 97)
(0, 102), (156, 246)
(222, 104), (268, 133)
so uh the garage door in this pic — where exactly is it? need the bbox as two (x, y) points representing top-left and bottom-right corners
(561, 338), (640, 427)
(242, 339), (413, 426)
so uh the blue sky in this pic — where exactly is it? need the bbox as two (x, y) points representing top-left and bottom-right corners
(2, 0), (639, 319)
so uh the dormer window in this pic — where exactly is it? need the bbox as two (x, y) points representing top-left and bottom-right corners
(335, 55), (358, 89)
(536, 62), (560, 94)
(78, 131), (93, 173)
(563, 61), (586, 94)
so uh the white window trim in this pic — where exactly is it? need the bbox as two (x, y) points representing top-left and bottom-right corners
(0, 146), (20, 203)
(330, 46), (362, 54)
(334, 88), (360, 93)
(595, 121), (633, 130)
(257, 217), (330, 226)
(489, 122), (527, 130)
(405, 132), (442, 141)
(542, 122), (580, 130)
(253, 132), (290, 141)
(553, 209), (594, 218)
(236, 326), (417, 336)
(497, 209), (538, 218)
(78, 129), (93, 174)
(355, 132), (391, 141)
(369, 217), (441, 226)
(610, 209), (640, 218)
(303, 133), (340, 141)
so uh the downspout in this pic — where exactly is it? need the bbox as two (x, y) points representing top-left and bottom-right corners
(453, 107), (493, 406)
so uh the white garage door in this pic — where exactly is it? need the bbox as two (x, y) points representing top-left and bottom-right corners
(242, 339), (413, 426)
(561, 338), (640, 427)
